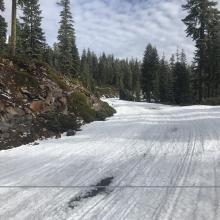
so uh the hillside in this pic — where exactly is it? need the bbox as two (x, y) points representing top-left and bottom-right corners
(0, 57), (115, 150)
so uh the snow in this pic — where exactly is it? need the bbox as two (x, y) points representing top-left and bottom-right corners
(1, 99), (220, 219)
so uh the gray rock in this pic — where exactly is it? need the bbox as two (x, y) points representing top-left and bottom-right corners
(66, 129), (76, 136)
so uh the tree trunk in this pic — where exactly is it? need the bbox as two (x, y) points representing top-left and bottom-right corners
(11, 0), (16, 56)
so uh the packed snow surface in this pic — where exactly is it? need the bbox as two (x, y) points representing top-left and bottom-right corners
(1, 99), (220, 219)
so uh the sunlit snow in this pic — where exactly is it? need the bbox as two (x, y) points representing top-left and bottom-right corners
(1, 99), (220, 219)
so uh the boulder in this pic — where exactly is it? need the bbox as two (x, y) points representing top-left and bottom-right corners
(30, 100), (49, 113)
(66, 129), (76, 136)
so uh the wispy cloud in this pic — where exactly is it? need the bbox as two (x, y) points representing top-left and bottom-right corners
(4, 0), (206, 61)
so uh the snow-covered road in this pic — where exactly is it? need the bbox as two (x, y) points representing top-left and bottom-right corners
(1, 99), (220, 220)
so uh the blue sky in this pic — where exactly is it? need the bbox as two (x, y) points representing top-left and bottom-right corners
(4, 0), (215, 61)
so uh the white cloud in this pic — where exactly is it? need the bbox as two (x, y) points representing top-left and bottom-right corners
(3, 0), (204, 62)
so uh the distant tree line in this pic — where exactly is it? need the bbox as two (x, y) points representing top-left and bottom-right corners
(78, 46), (192, 105)
(141, 45), (191, 105)
(78, 49), (141, 101)
(0, 0), (220, 105)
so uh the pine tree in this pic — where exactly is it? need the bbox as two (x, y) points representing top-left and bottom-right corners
(142, 44), (159, 102)
(182, 0), (220, 102)
(206, 12), (220, 97)
(173, 50), (190, 104)
(16, 19), (23, 54)
(57, 0), (79, 76)
(159, 56), (169, 103)
(52, 43), (60, 69)
(71, 43), (80, 75)
(43, 45), (55, 66)
(98, 53), (107, 84)
(170, 54), (175, 70)
(0, 0), (7, 54)
(166, 68), (175, 103)
(91, 52), (99, 83)
(10, 0), (26, 56)
(153, 72), (160, 102)
(0, 0), (4, 11)
(19, 0), (46, 59)
(11, 0), (17, 56)
(131, 60), (141, 101)
(212, 27), (220, 96)
(80, 49), (94, 90)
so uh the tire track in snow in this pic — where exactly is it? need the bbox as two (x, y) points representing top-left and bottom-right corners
(79, 107), (179, 219)
(149, 111), (197, 220)
(77, 110), (166, 219)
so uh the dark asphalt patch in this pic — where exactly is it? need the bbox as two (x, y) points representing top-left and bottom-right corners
(68, 177), (114, 209)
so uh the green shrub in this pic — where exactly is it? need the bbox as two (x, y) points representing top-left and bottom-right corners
(96, 102), (116, 121)
(39, 112), (80, 133)
(68, 91), (96, 123)
(15, 70), (38, 88)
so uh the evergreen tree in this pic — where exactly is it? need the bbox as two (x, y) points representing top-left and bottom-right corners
(212, 27), (220, 96)
(80, 49), (94, 90)
(206, 14), (220, 97)
(98, 53), (107, 84)
(131, 60), (141, 101)
(0, 0), (7, 54)
(173, 50), (190, 104)
(20, 0), (46, 59)
(91, 52), (99, 83)
(159, 56), (169, 103)
(182, 0), (220, 102)
(57, 0), (79, 76)
(0, 0), (4, 11)
(123, 60), (133, 92)
(10, 0), (26, 56)
(16, 19), (23, 54)
(11, 0), (17, 56)
(166, 67), (175, 103)
(170, 54), (175, 70)
(167, 54), (176, 103)
(43, 45), (55, 66)
(153, 72), (160, 102)
(52, 43), (60, 69)
(142, 44), (159, 102)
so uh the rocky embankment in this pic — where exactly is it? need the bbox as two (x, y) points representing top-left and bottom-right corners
(0, 58), (115, 150)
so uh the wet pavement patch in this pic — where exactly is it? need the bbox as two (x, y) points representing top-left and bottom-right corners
(170, 127), (178, 132)
(68, 177), (114, 209)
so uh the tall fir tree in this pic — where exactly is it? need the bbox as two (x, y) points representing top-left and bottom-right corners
(206, 11), (220, 97)
(0, 0), (4, 11)
(80, 49), (94, 90)
(173, 50), (190, 104)
(159, 56), (170, 103)
(0, 0), (7, 54)
(57, 0), (79, 76)
(182, 0), (220, 102)
(10, 0), (26, 56)
(131, 60), (141, 101)
(20, 0), (46, 59)
(98, 53), (107, 84)
(16, 19), (23, 54)
(142, 44), (159, 102)
(153, 72), (160, 102)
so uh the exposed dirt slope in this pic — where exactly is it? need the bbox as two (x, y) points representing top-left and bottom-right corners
(0, 57), (115, 149)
